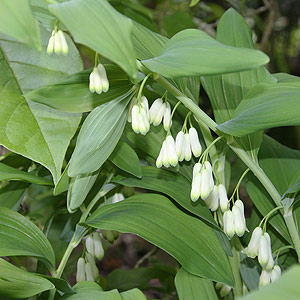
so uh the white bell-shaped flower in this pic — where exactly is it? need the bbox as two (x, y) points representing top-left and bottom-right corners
(85, 253), (99, 280)
(162, 140), (170, 167)
(204, 185), (219, 211)
(130, 97), (150, 135)
(191, 171), (202, 202)
(270, 265), (281, 282)
(85, 262), (95, 281)
(175, 131), (185, 162)
(243, 227), (263, 258)
(200, 168), (212, 200)
(258, 233), (272, 269)
(54, 30), (62, 55)
(92, 232), (104, 260)
(97, 64), (109, 92)
(76, 257), (86, 282)
(265, 233), (275, 271)
(131, 105), (140, 134)
(193, 162), (202, 177)
(46, 31), (55, 55)
(189, 127), (202, 157)
(223, 210), (235, 239)
(203, 161), (214, 192)
(150, 99), (166, 126)
(259, 269), (271, 287)
(111, 193), (125, 204)
(233, 200), (246, 237)
(166, 135), (178, 167)
(156, 145), (164, 168)
(89, 64), (109, 94)
(57, 30), (69, 55)
(219, 184), (229, 212)
(163, 102), (172, 131)
(183, 133), (192, 161)
(85, 235), (95, 256)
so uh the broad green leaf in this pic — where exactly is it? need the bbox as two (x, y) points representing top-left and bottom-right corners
(0, 207), (55, 270)
(0, 0), (40, 50)
(201, 8), (276, 158)
(175, 268), (218, 300)
(120, 289), (147, 300)
(112, 166), (216, 227)
(0, 26), (82, 184)
(274, 73), (300, 83)
(49, 0), (138, 79)
(0, 162), (52, 185)
(246, 135), (300, 243)
(217, 82), (300, 137)
(240, 253), (260, 291)
(0, 259), (54, 299)
(59, 281), (121, 300)
(0, 181), (29, 210)
(110, 140), (142, 178)
(142, 28), (269, 78)
(54, 163), (70, 196)
(68, 95), (133, 177)
(86, 194), (234, 285)
(38, 276), (75, 294)
(26, 66), (134, 113)
(240, 265), (300, 300)
(106, 265), (176, 292)
(67, 171), (99, 213)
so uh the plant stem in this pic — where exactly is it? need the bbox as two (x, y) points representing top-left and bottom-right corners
(154, 73), (300, 261)
(228, 240), (243, 297)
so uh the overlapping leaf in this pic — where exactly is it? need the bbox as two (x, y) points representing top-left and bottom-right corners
(86, 194), (234, 285)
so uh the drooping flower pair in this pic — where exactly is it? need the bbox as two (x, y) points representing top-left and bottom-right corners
(223, 200), (247, 238)
(89, 64), (109, 95)
(47, 29), (69, 55)
(130, 96), (150, 135)
(156, 135), (178, 168)
(149, 98), (172, 131)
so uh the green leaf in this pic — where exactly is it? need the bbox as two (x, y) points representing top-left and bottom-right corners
(240, 265), (300, 300)
(246, 135), (300, 243)
(67, 171), (99, 213)
(175, 268), (218, 300)
(142, 28), (269, 78)
(201, 8), (276, 158)
(26, 66), (134, 113)
(0, 0), (41, 50)
(49, 0), (138, 79)
(59, 281), (121, 300)
(85, 194), (234, 285)
(190, 0), (201, 6)
(0, 207), (55, 270)
(0, 162), (52, 185)
(0, 26), (82, 184)
(110, 140), (142, 178)
(120, 289), (147, 300)
(240, 253), (260, 291)
(38, 275), (75, 294)
(0, 181), (29, 210)
(217, 82), (300, 137)
(274, 73), (300, 83)
(112, 166), (216, 227)
(0, 259), (54, 299)
(68, 95), (133, 177)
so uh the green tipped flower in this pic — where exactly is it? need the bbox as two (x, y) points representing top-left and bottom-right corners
(163, 102), (172, 131)
(204, 185), (219, 211)
(175, 131), (185, 162)
(166, 135), (178, 167)
(243, 227), (263, 258)
(189, 127), (202, 157)
(259, 269), (271, 287)
(89, 64), (109, 95)
(258, 233), (272, 269)
(218, 184), (229, 212)
(92, 232), (104, 260)
(223, 210), (235, 239)
(76, 257), (86, 282)
(130, 97), (150, 135)
(233, 200), (246, 237)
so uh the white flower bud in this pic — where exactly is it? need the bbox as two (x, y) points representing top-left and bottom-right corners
(200, 169), (212, 200)
(97, 64), (109, 93)
(162, 140), (170, 167)
(204, 185), (219, 211)
(270, 265), (281, 282)
(265, 233), (274, 271)
(141, 96), (150, 119)
(152, 101), (166, 126)
(76, 257), (86, 282)
(189, 128), (202, 157)
(85, 235), (95, 256)
(243, 227), (263, 258)
(259, 269), (271, 287)
(139, 107), (150, 135)
(218, 184), (229, 212)
(149, 98), (163, 124)
(57, 30), (68, 55)
(131, 105), (140, 134)
(193, 163), (202, 177)
(92, 232), (104, 260)
(102, 229), (115, 244)
(85, 262), (95, 281)
(54, 31), (62, 55)
(220, 284), (232, 297)
(89, 70), (96, 93)
(46, 32), (55, 55)
(191, 172), (201, 202)
(166, 135), (178, 167)
(203, 161), (214, 191)
(111, 193), (124, 204)
(175, 131), (185, 161)
(258, 234), (270, 268)
(233, 200), (246, 237)
(223, 210), (235, 239)
(163, 102), (172, 131)
(156, 145), (163, 168)
(183, 133), (192, 161)
(85, 253), (99, 280)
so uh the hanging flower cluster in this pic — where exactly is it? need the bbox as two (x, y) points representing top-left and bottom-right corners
(243, 226), (281, 286)
(47, 29), (69, 56)
(131, 96), (150, 135)
(76, 231), (104, 283)
(89, 64), (109, 95)
(149, 98), (172, 131)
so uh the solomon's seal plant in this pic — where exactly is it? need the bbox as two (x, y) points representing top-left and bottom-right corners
(0, 0), (300, 299)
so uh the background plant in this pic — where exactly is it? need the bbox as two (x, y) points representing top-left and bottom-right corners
(0, 0), (300, 299)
